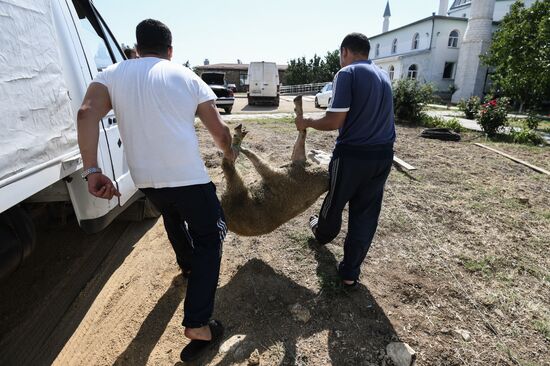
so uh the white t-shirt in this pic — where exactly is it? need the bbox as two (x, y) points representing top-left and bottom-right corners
(93, 57), (216, 188)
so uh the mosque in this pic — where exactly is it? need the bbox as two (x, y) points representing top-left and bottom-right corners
(369, 0), (536, 102)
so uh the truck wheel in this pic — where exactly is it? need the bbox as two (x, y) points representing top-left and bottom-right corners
(0, 206), (36, 279)
(224, 106), (233, 114)
(315, 97), (320, 108)
(274, 98), (280, 107)
(248, 99), (255, 106)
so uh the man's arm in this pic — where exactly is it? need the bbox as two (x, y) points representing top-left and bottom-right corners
(295, 111), (347, 131)
(196, 100), (236, 161)
(77, 82), (120, 199)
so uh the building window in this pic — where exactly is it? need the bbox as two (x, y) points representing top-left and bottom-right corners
(443, 62), (455, 79)
(448, 30), (459, 48)
(407, 64), (418, 79)
(375, 43), (380, 57)
(392, 38), (398, 54)
(412, 33), (420, 50)
(389, 65), (395, 80)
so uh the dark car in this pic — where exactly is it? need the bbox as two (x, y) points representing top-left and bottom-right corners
(201, 72), (235, 114)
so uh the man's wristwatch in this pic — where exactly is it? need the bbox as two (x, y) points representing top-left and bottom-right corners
(81, 167), (102, 180)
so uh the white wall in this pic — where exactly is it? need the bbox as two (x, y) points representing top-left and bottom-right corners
(448, 0), (521, 21)
(371, 17), (467, 92)
(370, 19), (434, 60)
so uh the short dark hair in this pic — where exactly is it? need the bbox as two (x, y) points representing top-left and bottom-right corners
(136, 19), (172, 55)
(340, 33), (371, 57)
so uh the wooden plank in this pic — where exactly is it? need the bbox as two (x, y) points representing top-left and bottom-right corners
(474, 143), (550, 175)
(393, 156), (417, 171)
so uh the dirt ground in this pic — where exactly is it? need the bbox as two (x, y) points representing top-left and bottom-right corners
(1, 118), (549, 366)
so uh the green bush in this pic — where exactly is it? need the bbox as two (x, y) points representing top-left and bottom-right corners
(421, 114), (465, 132)
(457, 96), (481, 119)
(524, 113), (541, 130)
(509, 128), (544, 145)
(393, 79), (434, 123)
(478, 96), (510, 137)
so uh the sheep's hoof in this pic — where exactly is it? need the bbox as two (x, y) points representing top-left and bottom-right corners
(232, 124), (248, 149)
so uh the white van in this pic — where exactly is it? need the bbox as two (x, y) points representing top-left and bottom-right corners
(0, 0), (150, 278)
(247, 61), (280, 106)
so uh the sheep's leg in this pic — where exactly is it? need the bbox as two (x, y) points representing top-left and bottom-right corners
(292, 95), (307, 164)
(222, 124), (248, 196)
(240, 147), (280, 179)
(221, 158), (247, 196)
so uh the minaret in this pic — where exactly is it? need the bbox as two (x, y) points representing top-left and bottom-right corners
(438, 0), (449, 16)
(452, 0), (496, 103)
(383, 1), (391, 33)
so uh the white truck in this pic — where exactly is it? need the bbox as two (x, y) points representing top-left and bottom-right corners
(247, 61), (280, 106)
(0, 0), (150, 278)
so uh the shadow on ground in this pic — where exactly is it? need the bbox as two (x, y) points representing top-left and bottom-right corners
(0, 217), (158, 366)
(173, 238), (399, 365)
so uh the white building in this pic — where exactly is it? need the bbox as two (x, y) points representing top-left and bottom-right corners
(370, 0), (536, 102)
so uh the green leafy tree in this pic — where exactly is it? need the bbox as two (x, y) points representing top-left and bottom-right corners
(482, 0), (550, 111)
(285, 57), (310, 85)
(285, 50), (341, 85)
(323, 50), (341, 78)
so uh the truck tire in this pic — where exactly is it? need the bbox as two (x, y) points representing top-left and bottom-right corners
(315, 97), (320, 108)
(0, 206), (36, 279)
(224, 106), (233, 114)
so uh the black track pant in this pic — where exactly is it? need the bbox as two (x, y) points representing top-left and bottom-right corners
(314, 145), (393, 281)
(141, 182), (226, 328)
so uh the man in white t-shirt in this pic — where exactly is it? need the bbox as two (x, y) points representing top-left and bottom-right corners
(77, 19), (234, 362)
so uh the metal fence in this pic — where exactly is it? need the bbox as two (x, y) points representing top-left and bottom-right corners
(280, 82), (329, 95)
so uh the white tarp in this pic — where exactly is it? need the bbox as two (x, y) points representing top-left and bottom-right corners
(0, 0), (77, 182)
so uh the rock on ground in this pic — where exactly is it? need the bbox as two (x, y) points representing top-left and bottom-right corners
(386, 342), (416, 366)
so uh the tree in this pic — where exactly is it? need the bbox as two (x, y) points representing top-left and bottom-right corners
(285, 50), (341, 85)
(323, 50), (341, 78)
(482, 0), (550, 111)
(285, 56), (310, 85)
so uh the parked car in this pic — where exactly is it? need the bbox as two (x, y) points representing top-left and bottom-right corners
(227, 83), (237, 92)
(315, 82), (333, 108)
(247, 62), (280, 106)
(201, 72), (235, 114)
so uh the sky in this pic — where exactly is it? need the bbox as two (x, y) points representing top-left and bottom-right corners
(93, 0), (444, 67)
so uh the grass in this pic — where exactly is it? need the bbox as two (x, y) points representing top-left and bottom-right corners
(508, 117), (550, 132)
(533, 319), (550, 341)
(461, 256), (496, 275)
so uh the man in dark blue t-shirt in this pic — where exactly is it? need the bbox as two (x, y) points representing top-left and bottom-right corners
(295, 32), (395, 288)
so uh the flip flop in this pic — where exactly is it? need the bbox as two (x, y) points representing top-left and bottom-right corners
(180, 320), (224, 362)
(309, 215), (319, 236)
(336, 263), (359, 290)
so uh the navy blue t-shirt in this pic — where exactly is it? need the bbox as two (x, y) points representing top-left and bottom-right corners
(328, 60), (396, 146)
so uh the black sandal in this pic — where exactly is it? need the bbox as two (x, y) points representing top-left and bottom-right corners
(180, 320), (224, 362)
